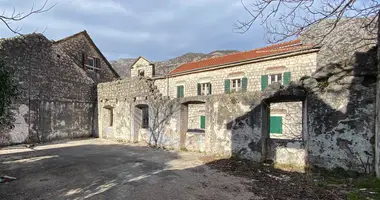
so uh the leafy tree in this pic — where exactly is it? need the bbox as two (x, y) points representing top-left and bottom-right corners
(0, 60), (18, 127)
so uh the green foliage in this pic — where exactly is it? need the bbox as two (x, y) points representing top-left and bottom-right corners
(0, 60), (19, 127)
(347, 177), (380, 200)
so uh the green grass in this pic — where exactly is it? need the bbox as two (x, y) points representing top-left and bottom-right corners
(348, 176), (380, 200)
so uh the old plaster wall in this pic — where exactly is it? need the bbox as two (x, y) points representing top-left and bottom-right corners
(205, 93), (263, 160)
(302, 46), (377, 173)
(300, 19), (378, 173)
(0, 34), (96, 145)
(98, 76), (182, 147)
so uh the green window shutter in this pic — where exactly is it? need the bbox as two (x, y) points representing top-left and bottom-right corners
(224, 79), (230, 94)
(270, 116), (283, 134)
(197, 83), (201, 96)
(200, 116), (206, 129)
(177, 85), (184, 98)
(208, 83), (212, 95)
(242, 77), (248, 92)
(283, 71), (291, 85)
(180, 86), (184, 97)
(261, 75), (268, 91)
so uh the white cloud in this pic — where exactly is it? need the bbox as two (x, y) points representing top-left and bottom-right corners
(58, 0), (131, 15)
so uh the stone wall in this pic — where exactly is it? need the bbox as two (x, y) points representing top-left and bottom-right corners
(97, 19), (379, 174)
(154, 78), (168, 97)
(302, 46), (377, 173)
(270, 102), (303, 139)
(188, 104), (206, 130)
(0, 33), (115, 145)
(54, 32), (118, 83)
(167, 52), (317, 98)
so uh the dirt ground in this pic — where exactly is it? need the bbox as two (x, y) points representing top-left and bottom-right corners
(0, 139), (358, 200)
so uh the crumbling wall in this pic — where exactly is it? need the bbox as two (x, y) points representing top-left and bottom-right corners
(206, 93), (262, 160)
(302, 47), (377, 173)
(98, 76), (182, 147)
(0, 34), (95, 145)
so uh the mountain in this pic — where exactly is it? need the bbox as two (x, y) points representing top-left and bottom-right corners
(110, 50), (239, 77)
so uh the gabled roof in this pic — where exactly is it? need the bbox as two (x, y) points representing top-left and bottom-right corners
(130, 56), (152, 69)
(54, 30), (120, 78)
(169, 39), (318, 76)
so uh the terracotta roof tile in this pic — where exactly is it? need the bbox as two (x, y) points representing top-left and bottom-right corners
(169, 39), (316, 75)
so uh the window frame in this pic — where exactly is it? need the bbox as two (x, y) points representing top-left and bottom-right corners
(230, 78), (242, 92)
(177, 85), (185, 98)
(268, 73), (283, 85)
(200, 83), (211, 95)
(138, 69), (145, 77)
(141, 106), (149, 129)
(108, 108), (113, 127)
(86, 57), (101, 71)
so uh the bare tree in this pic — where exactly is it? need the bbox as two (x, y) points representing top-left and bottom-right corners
(0, 0), (56, 35)
(235, 0), (379, 43)
(147, 98), (180, 147)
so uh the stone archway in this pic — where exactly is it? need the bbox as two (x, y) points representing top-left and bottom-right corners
(132, 104), (149, 143)
(261, 83), (308, 169)
(179, 99), (207, 151)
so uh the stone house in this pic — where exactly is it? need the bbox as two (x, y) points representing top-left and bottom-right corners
(0, 31), (118, 145)
(98, 20), (379, 175)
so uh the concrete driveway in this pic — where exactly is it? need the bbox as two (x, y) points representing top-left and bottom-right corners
(0, 139), (257, 200)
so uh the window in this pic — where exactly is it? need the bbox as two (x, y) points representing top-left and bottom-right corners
(200, 116), (206, 129)
(268, 73), (282, 84)
(141, 106), (149, 128)
(138, 69), (145, 77)
(270, 116), (283, 134)
(231, 79), (242, 92)
(198, 83), (211, 95)
(177, 85), (184, 98)
(108, 108), (113, 127)
(86, 57), (100, 71)
(225, 77), (248, 93)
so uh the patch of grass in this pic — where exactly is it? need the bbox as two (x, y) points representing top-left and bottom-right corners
(348, 176), (380, 199)
(180, 147), (188, 152)
(273, 163), (305, 172)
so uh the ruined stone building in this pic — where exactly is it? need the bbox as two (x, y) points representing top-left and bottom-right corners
(1, 19), (379, 176)
(98, 19), (380, 175)
(0, 31), (118, 145)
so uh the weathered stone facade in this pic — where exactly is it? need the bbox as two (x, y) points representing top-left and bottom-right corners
(165, 52), (317, 98)
(98, 19), (379, 175)
(0, 31), (117, 145)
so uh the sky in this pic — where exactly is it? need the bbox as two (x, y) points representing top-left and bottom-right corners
(0, 0), (268, 61)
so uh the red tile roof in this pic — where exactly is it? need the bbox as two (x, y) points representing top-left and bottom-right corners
(169, 39), (316, 75)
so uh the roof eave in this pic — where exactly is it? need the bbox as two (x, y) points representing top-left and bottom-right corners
(167, 47), (320, 77)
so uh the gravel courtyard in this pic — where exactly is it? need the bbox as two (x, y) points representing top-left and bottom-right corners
(0, 139), (351, 200)
(0, 139), (259, 200)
